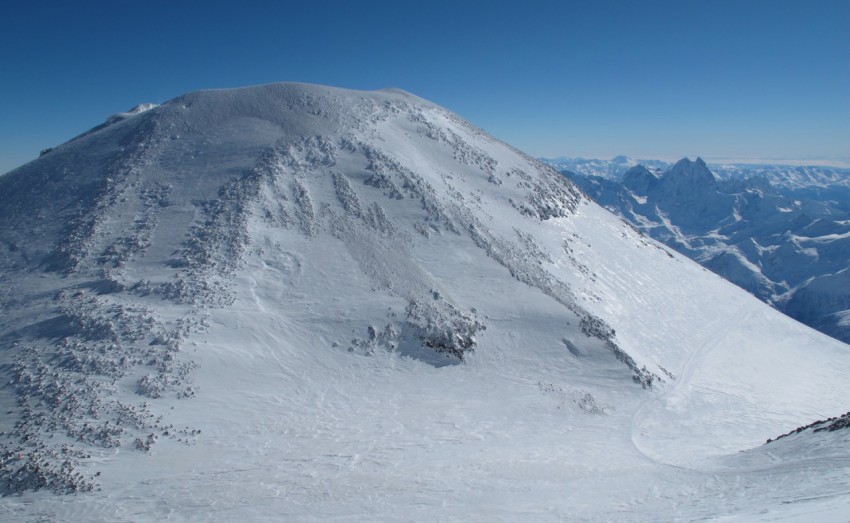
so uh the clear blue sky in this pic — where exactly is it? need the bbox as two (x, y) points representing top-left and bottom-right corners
(2, 0), (848, 174)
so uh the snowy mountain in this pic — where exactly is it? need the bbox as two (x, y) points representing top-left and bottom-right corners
(565, 157), (850, 344)
(1, 84), (849, 521)
(541, 155), (670, 179)
(711, 163), (850, 190)
(542, 155), (850, 190)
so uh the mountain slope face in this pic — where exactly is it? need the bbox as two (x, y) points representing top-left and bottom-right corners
(1, 84), (849, 521)
(568, 157), (850, 344)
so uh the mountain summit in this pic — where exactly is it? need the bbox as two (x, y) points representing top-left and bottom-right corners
(1, 83), (849, 520)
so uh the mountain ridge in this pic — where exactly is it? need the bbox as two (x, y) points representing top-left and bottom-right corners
(559, 155), (850, 344)
(544, 155), (850, 188)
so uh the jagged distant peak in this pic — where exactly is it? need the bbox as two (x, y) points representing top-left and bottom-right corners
(539, 156), (672, 180)
(624, 163), (657, 176)
(665, 156), (716, 184)
(670, 156), (708, 170)
(623, 164), (660, 192)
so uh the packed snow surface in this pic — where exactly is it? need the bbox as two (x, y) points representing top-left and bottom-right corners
(1, 83), (849, 521)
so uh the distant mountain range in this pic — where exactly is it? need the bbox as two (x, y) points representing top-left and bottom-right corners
(544, 156), (850, 344)
(543, 155), (850, 189)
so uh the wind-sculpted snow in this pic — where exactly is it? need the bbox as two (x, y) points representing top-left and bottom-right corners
(258, 134), (591, 365)
(162, 163), (263, 306)
(1, 84), (849, 521)
(0, 108), (216, 494)
(1, 287), (202, 494)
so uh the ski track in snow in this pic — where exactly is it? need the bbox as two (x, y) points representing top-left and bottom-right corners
(630, 302), (755, 469)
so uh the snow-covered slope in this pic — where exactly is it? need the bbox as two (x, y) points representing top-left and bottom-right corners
(566, 157), (850, 344)
(1, 84), (849, 521)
